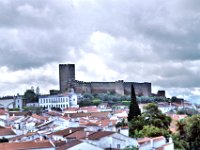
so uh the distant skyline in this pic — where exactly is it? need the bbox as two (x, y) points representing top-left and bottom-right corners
(0, 0), (200, 103)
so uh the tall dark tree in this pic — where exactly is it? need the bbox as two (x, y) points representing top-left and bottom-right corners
(128, 84), (141, 122)
(23, 89), (38, 103)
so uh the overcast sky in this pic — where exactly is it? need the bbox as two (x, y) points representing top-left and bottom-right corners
(0, 0), (200, 102)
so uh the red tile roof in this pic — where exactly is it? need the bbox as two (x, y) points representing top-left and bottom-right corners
(32, 114), (48, 121)
(0, 140), (53, 150)
(47, 111), (62, 116)
(56, 140), (82, 150)
(88, 131), (114, 140)
(0, 128), (16, 136)
(52, 127), (84, 137)
(65, 131), (94, 140)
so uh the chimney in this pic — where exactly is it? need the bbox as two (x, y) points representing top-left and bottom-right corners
(169, 137), (173, 143)
(69, 129), (72, 134)
(150, 139), (154, 149)
(85, 131), (89, 140)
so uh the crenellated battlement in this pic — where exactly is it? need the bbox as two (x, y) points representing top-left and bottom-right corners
(59, 64), (152, 96)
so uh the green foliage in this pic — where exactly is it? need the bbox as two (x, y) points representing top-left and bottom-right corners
(177, 108), (199, 116)
(116, 118), (128, 128)
(23, 106), (42, 114)
(23, 89), (38, 103)
(129, 103), (171, 138)
(137, 125), (170, 138)
(128, 85), (141, 122)
(122, 101), (130, 106)
(129, 116), (146, 133)
(94, 93), (130, 102)
(137, 96), (169, 103)
(9, 108), (20, 111)
(78, 100), (93, 107)
(92, 99), (102, 106)
(176, 114), (200, 149)
(171, 134), (187, 150)
(143, 103), (171, 129)
(82, 93), (94, 100)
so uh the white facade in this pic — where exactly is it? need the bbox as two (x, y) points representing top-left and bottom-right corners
(39, 93), (78, 110)
(86, 133), (138, 149)
(138, 137), (174, 150)
(68, 142), (103, 150)
(0, 96), (23, 109)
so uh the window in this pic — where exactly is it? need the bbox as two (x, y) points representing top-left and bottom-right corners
(117, 144), (120, 149)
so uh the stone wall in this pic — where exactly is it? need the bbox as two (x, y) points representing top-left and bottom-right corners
(59, 64), (75, 92)
(72, 80), (151, 96)
(124, 82), (151, 96)
(59, 64), (152, 96)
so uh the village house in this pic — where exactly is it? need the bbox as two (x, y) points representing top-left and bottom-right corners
(0, 140), (55, 150)
(0, 127), (16, 139)
(137, 136), (174, 150)
(57, 140), (103, 150)
(85, 131), (138, 149)
(39, 92), (78, 110)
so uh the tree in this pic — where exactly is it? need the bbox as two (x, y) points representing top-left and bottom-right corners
(184, 115), (200, 149)
(129, 115), (146, 137)
(129, 103), (171, 138)
(128, 85), (141, 122)
(135, 125), (170, 138)
(143, 103), (171, 129)
(177, 108), (199, 116)
(116, 118), (128, 128)
(23, 89), (38, 103)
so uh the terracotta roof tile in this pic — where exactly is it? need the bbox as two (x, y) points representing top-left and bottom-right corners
(47, 111), (62, 116)
(65, 113), (89, 118)
(56, 140), (82, 150)
(9, 111), (31, 117)
(66, 131), (94, 140)
(88, 131), (114, 140)
(64, 112), (109, 119)
(0, 140), (53, 150)
(53, 127), (84, 137)
(0, 128), (16, 136)
(32, 114), (49, 121)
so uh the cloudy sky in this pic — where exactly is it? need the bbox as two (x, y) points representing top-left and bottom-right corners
(0, 0), (200, 102)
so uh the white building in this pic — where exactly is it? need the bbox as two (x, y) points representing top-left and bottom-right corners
(39, 93), (78, 110)
(0, 96), (23, 110)
(85, 131), (138, 149)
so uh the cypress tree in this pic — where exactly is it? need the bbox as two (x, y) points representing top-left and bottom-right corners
(128, 84), (141, 122)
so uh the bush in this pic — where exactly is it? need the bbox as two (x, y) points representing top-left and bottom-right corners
(92, 99), (102, 106)
(9, 108), (20, 111)
(122, 101), (130, 106)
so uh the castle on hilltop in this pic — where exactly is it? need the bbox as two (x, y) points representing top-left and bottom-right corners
(59, 64), (152, 96)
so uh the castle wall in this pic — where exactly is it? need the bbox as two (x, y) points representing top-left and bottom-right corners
(124, 82), (151, 96)
(73, 81), (92, 93)
(59, 64), (152, 96)
(115, 80), (125, 95)
(90, 82), (115, 94)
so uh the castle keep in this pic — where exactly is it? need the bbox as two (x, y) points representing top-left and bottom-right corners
(59, 64), (151, 96)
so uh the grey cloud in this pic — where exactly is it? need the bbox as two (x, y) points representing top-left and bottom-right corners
(1, 0), (200, 100)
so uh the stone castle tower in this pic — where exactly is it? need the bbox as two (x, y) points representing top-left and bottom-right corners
(59, 64), (75, 92)
(59, 64), (151, 96)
